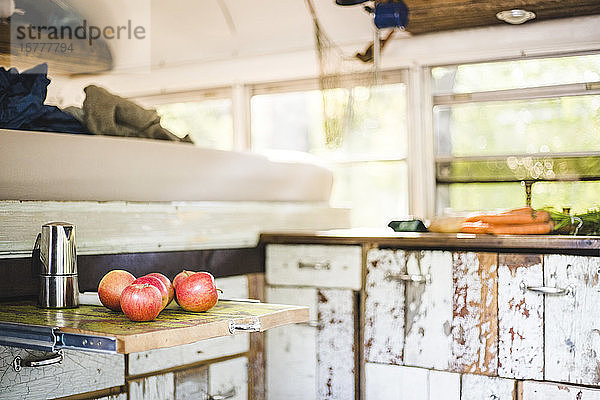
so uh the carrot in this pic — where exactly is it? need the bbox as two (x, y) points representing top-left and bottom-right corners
(465, 209), (550, 225)
(488, 221), (554, 235)
(459, 222), (490, 234)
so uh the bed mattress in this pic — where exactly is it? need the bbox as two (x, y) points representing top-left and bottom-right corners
(0, 130), (333, 202)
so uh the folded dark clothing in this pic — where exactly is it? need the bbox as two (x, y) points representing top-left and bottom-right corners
(0, 63), (89, 134)
(82, 85), (191, 143)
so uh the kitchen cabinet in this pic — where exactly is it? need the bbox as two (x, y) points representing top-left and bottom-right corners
(0, 274), (302, 400)
(265, 244), (360, 400)
(261, 231), (600, 400)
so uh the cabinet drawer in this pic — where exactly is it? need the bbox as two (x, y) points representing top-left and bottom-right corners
(266, 244), (362, 289)
(0, 346), (124, 400)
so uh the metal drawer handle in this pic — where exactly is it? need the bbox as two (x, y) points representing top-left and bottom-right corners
(13, 350), (63, 372)
(229, 318), (261, 334)
(298, 261), (331, 270)
(385, 272), (431, 284)
(209, 387), (236, 400)
(520, 282), (570, 295)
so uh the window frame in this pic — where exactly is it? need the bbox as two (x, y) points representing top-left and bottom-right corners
(427, 52), (600, 214)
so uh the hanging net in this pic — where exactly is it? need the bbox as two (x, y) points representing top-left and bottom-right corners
(305, 0), (383, 150)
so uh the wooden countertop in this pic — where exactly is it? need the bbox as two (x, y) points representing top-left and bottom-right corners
(260, 229), (600, 254)
(0, 300), (308, 354)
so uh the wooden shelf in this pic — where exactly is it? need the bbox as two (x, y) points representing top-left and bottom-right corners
(0, 300), (308, 354)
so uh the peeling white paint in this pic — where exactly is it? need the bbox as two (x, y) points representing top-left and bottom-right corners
(498, 254), (544, 380)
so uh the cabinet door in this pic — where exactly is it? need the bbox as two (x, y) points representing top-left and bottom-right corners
(520, 380), (600, 399)
(266, 286), (356, 400)
(545, 254), (600, 385)
(460, 374), (516, 400)
(497, 254), (544, 379)
(0, 346), (124, 400)
(266, 287), (318, 400)
(364, 249), (406, 365)
(404, 250), (453, 370)
(450, 252), (498, 376)
(209, 357), (248, 400)
(365, 363), (459, 400)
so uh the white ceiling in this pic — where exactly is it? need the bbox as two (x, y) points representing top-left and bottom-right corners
(65, 0), (375, 71)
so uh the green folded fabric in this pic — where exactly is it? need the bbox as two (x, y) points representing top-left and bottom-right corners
(388, 220), (428, 232)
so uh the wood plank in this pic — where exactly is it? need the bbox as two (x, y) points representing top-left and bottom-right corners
(128, 335), (250, 376)
(520, 380), (600, 399)
(0, 301), (309, 354)
(461, 374), (516, 400)
(0, 200), (350, 257)
(497, 254), (544, 379)
(209, 357), (248, 400)
(404, 250), (453, 370)
(316, 289), (355, 400)
(0, 346), (124, 400)
(266, 244), (362, 290)
(129, 373), (175, 400)
(364, 248), (405, 365)
(544, 254), (600, 385)
(174, 366), (209, 400)
(451, 252), (498, 375)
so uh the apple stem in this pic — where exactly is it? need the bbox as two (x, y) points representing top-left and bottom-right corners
(217, 288), (223, 294)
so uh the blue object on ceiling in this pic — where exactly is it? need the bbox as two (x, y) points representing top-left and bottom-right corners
(373, 1), (409, 29)
(335, 1), (409, 29)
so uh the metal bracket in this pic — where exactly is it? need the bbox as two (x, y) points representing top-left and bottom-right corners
(228, 318), (261, 334)
(0, 322), (117, 354)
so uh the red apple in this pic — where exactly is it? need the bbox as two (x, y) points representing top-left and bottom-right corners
(146, 272), (174, 306)
(132, 276), (169, 311)
(173, 270), (196, 291)
(120, 283), (162, 322)
(98, 269), (136, 311)
(176, 272), (219, 312)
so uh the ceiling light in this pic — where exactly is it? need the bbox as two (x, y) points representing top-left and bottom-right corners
(496, 9), (536, 24)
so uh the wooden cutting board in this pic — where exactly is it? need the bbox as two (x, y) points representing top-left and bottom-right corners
(0, 300), (308, 353)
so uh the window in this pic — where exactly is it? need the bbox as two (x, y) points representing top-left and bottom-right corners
(251, 76), (409, 227)
(432, 54), (600, 214)
(157, 99), (234, 150)
(133, 89), (234, 150)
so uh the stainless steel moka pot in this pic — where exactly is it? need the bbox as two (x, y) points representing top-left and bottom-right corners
(34, 222), (79, 308)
